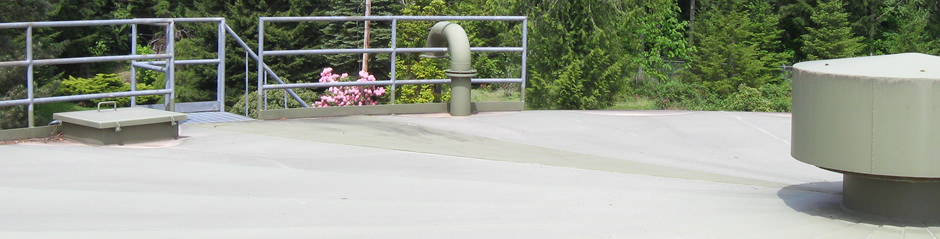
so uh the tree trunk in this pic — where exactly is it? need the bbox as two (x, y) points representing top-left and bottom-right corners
(689, 0), (696, 45)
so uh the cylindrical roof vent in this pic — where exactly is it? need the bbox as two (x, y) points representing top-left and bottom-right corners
(792, 53), (940, 221)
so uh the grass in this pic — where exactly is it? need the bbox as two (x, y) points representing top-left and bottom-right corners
(471, 87), (521, 102)
(606, 96), (660, 110)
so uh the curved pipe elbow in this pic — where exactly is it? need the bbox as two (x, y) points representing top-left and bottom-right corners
(423, 21), (477, 77)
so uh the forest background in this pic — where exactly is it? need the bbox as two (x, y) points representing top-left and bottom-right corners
(1, 0), (938, 128)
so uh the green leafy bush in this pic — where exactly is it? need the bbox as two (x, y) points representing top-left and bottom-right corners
(228, 89), (320, 118)
(57, 73), (160, 107)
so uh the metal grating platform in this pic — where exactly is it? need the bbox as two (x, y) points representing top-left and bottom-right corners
(182, 112), (254, 124)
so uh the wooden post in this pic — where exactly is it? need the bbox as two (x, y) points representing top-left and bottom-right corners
(362, 0), (372, 73)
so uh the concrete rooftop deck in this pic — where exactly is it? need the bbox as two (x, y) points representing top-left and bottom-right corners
(1, 110), (936, 238)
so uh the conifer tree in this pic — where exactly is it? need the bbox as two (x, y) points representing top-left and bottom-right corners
(883, 0), (938, 54)
(801, 0), (865, 60)
(687, 0), (789, 95)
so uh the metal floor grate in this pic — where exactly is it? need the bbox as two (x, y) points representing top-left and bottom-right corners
(182, 112), (254, 124)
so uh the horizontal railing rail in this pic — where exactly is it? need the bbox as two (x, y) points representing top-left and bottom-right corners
(256, 15), (527, 112)
(0, 18), (229, 128)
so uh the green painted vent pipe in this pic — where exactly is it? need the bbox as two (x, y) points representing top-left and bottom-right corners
(421, 21), (478, 116)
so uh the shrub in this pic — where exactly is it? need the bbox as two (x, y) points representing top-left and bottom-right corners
(57, 73), (160, 107)
(314, 68), (386, 107)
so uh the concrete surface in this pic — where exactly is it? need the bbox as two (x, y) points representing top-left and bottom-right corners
(1, 110), (936, 238)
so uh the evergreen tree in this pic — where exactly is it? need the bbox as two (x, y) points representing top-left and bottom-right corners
(801, 0), (865, 60)
(526, 0), (630, 109)
(687, 0), (789, 95)
(882, 0), (938, 54)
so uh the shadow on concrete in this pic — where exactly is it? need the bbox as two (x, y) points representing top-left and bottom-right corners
(778, 181), (940, 227)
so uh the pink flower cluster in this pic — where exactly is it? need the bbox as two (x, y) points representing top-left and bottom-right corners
(314, 67), (386, 107)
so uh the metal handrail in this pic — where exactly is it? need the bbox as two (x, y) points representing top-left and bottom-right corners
(256, 15), (528, 112)
(0, 18), (227, 128)
(223, 24), (309, 108)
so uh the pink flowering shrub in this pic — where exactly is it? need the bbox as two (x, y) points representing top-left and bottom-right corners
(314, 67), (386, 107)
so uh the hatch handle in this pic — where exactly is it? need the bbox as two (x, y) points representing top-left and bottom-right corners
(97, 101), (117, 112)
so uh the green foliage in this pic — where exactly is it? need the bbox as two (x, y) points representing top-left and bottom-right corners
(801, 0), (865, 60)
(134, 45), (164, 85)
(634, 0), (692, 81)
(882, 0), (939, 54)
(722, 84), (773, 112)
(393, 0), (450, 104)
(57, 73), (160, 107)
(228, 89), (319, 119)
(687, 0), (790, 95)
(526, 0), (630, 109)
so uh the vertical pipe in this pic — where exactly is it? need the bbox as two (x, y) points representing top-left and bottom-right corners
(26, 26), (34, 128)
(451, 77), (471, 116)
(130, 24), (137, 107)
(166, 21), (176, 112)
(257, 19), (264, 116)
(520, 18), (527, 103)
(390, 19), (397, 104)
(217, 19), (226, 112)
(263, 72), (267, 111)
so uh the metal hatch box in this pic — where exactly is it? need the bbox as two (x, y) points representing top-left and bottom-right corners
(792, 53), (940, 221)
(53, 107), (186, 145)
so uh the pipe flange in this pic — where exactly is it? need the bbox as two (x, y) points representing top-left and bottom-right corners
(446, 69), (477, 78)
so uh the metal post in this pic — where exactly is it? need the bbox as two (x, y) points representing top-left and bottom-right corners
(130, 24), (137, 107)
(217, 19), (226, 112)
(166, 21), (176, 112)
(257, 19), (264, 116)
(389, 19), (397, 104)
(26, 26), (34, 128)
(520, 18), (527, 103)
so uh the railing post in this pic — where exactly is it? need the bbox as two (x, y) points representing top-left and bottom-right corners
(217, 19), (226, 112)
(521, 18), (527, 103)
(130, 24), (137, 107)
(26, 26), (34, 128)
(165, 21), (176, 112)
(257, 19), (264, 117)
(390, 19), (397, 104)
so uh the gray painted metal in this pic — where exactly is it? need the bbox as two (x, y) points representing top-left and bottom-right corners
(258, 101), (523, 120)
(131, 62), (166, 72)
(390, 19), (398, 103)
(0, 19), (172, 29)
(130, 24), (138, 107)
(424, 21), (478, 116)
(0, 89), (173, 107)
(0, 54), (172, 67)
(792, 53), (940, 221)
(262, 78), (522, 90)
(260, 16), (526, 22)
(26, 26), (33, 127)
(843, 173), (940, 221)
(53, 107), (186, 129)
(262, 47), (523, 56)
(143, 59), (221, 65)
(223, 24), (308, 108)
(183, 112), (253, 124)
(138, 101), (221, 113)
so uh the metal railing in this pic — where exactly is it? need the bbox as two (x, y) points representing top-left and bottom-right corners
(0, 15), (528, 128)
(0, 18), (228, 128)
(256, 16), (528, 112)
